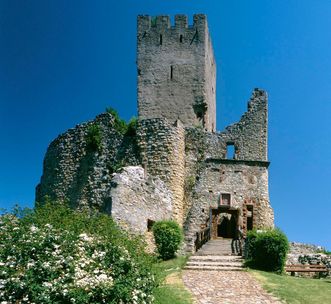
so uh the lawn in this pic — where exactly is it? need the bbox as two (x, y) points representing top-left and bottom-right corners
(251, 270), (331, 304)
(152, 256), (193, 304)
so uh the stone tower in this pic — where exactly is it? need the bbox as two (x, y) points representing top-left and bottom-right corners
(137, 14), (216, 132)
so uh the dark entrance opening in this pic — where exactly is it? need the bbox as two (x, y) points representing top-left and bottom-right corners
(217, 212), (236, 238)
(246, 205), (253, 231)
(210, 208), (239, 239)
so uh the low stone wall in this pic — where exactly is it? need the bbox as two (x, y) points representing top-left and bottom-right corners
(287, 242), (331, 277)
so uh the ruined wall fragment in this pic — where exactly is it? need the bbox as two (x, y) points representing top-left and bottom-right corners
(36, 113), (140, 210)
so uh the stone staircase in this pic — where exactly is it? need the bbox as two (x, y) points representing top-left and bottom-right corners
(185, 238), (245, 271)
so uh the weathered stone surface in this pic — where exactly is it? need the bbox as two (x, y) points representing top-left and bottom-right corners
(137, 14), (216, 132)
(181, 90), (273, 251)
(36, 14), (275, 252)
(110, 166), (172, 234)
(287, 242), (331, 277)
(137, 118), (186, 225)
(36, 112), (140, 210)
(183, 270), (283, 304)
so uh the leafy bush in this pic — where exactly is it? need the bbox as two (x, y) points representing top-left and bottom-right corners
(152, 221), (183, 260)
(86, 123), (101, 152)
(125, 117), (137, 137)
(0, 203), (157, 304)
(106, 107), (128, 134)
(245, 228), (289, 273)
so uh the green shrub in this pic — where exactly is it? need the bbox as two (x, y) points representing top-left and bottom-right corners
(152, 220), (183, 260)
(245, 228), (289, 273)
(86, 123), (101, 151)
(0, 203), (157, 303)
(125, 117), (137, 137)
(106, 107), (127, 134)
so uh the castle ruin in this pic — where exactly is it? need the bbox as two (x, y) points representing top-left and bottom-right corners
(36, 14), (274, 252)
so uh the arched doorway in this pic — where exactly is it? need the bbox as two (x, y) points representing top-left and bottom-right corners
(210, 208), (238, 239)
(218, 214), (236, 238)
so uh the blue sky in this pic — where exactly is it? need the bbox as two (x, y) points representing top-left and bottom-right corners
(1, 0), (330, 249)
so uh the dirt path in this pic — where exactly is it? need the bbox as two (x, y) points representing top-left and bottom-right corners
(183, 270), (283, 304)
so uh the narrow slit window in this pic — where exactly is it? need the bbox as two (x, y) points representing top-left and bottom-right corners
(159, 34), (163, 45)
(179, 34), (183, 43)
(170, 65), (173, 80)
(226, 144), (235, 159)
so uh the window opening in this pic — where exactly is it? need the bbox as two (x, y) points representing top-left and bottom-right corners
(226, 144), (235, 159)
(246, 206), (253, 231)
(179, 34), (183, 43)
(170, 65), (173, 80)
(220, 193), (231, 206)
(160, 34), (163, 45)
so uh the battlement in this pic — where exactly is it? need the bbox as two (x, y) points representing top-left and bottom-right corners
(137, 14), (207, 33)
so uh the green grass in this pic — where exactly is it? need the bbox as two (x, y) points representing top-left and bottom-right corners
(251, 270), (331, 304)
(152, 256), (193, 304)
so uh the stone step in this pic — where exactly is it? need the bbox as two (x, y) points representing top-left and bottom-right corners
(199, 245), (232, 247)
(186, 261), (243, 267)
(199, 244), (232, 247)
(186, 252), (245, 271)
(197, 248), (232, 251)
(189, 255), (243, 261)
(197, 252), (233, 254)
(195, 252), (234, 256)
(194, 239), (241, 257)
(184, 265), (244, 271)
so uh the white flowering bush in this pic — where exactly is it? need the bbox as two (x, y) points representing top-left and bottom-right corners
(0, 204), (157, 303)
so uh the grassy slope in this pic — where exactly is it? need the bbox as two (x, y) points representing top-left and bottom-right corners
(251, 270), (331, 304)
(153, 256), (193, 304)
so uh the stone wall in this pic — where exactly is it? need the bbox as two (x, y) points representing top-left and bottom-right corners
(137, 118), (186, 225)
(182, 89), (273, 251)
(183, 158), (274, 250)
(218, 89), (268, 161)
(36, 114), (174, 239)
(36, 15), (275, 254)
(110, 166), (172, 234)
(287, 242), (331, 277)
(36, 113), (140, 210)
(137, 14), (216, 132)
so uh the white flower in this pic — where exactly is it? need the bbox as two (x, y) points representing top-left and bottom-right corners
(30, 225), (38, 232)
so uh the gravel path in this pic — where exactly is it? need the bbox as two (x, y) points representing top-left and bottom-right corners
(183, 270), (283, 304)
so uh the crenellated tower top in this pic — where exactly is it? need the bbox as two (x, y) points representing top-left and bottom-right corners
(137, 14), (216, 132)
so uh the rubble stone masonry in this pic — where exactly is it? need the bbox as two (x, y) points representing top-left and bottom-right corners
(137, 118), (186, 225)
(137, 14), (216, 132)
(36, 15), (275, 252)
